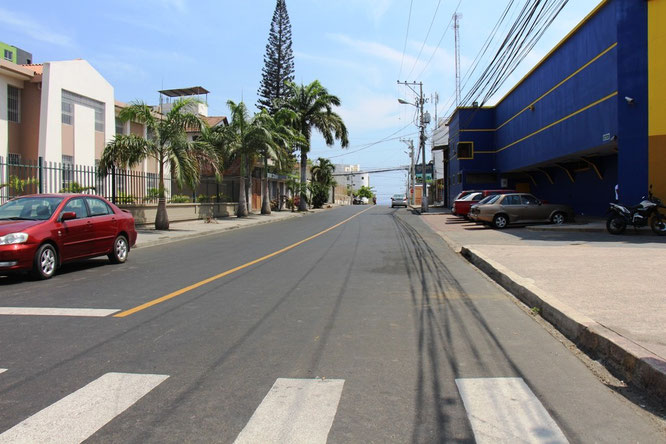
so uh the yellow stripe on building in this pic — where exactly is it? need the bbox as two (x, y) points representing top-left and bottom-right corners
(649, 0), (666, 199)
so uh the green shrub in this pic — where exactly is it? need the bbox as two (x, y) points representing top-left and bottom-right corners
(117, 192), (136, 204)
(309, 182), (329, 209)
(170, 194), (190, 203)
(60, 182), (95, 194)
(143, 188), (159, 203)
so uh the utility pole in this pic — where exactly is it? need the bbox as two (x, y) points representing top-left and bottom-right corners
(401, 138), (415, 205)
(397, 80), (430, 213)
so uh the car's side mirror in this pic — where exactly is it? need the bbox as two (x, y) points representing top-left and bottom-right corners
(61, 211), (77, 221)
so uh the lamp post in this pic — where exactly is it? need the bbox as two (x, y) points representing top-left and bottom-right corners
(397, 81), (429, 213)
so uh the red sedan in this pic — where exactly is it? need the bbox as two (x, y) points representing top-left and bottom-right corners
(0, 194), (137, 279)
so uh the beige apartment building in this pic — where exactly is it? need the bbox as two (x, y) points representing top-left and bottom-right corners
(0, 57), (168, 200)
(1, 59), (115, 168)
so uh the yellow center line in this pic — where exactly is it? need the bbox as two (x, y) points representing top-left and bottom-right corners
(114, 206), (374, 318)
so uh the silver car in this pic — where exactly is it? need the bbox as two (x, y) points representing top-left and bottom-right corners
(473, 193), (574, 228)
(391, 194), (408, 208)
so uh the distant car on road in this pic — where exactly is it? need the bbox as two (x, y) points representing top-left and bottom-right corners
(391, 194), (408, 208)
(471, 193), (573, 228)
(0, 194), (137, 279)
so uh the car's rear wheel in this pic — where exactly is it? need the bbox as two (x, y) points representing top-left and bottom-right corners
(493, 214), (509, 229)
(108, 235), (129, 264)
(551, 211), (566, 225)
(32, 244), (57, 280)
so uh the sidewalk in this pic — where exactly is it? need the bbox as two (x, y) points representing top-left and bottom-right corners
(421, 213), (666, 401)
(134, 206), (335, 249)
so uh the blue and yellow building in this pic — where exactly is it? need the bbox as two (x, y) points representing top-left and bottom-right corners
(446, 0), (665, 215)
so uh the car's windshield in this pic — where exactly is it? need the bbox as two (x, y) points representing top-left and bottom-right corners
(479, 194), (501, 205)
(461, 192), (482, 201)
(393, 194), (406, 199)
(0, 197), (64, 221)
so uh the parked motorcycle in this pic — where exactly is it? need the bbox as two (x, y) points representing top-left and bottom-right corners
(606, 189), (666, 235)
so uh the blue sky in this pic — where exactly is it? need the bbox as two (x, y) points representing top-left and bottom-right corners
(2, 0), (600, 202)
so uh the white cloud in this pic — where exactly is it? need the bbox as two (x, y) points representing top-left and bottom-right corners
(0, 7), (72, 47)
(338, 93), (404, 133)
(110, 46), (195, 64)
(365, 0), (392, 23)
(150, 0), (188, 12)
(104, 14), (168, 34)
(88, 56), (149, 82)
(327, 33), (461, 81)
(294, 51), (363, 71)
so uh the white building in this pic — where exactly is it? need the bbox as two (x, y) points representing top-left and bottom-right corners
(333, 163), (369, 191)
(1, 59), (115, 168)
(431, 120), (449, 205)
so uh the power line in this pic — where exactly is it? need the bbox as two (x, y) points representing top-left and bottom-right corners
(398, 0), (415, 81)
(405, 0), (443, 80)
(415, 0), (462, 80)
(310, 122), (417, 159)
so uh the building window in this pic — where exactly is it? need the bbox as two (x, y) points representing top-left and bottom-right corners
(457, 142), (473, 159)
(7, 86), (20, 123)
(115, 118), (125, 135)
(8, 153), (21, 165)
(62, 101), (73, 125)
(62, 155), (74, 187)
(3, 49), (12, 61)
(147, 172), (158, 190)
(61, 90), (105, 132)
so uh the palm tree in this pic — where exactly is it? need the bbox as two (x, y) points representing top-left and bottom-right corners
(310, 157), (337, 208)
(215, 101), (298, 217)
(99, 99), (221, 230)
(283, 81), (349, 211)
(311, 157), (335, 187)
(255, 108), (303, 214)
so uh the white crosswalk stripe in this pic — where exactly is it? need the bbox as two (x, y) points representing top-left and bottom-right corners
(456, 377), (568, 444)
(0, 369), (6, 375)
(0, 307), (120, 317)
(0, 372), (169, 444)
(234, 378), (345, 444)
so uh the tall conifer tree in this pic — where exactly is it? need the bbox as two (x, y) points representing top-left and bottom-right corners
(257, 0), (295, 114)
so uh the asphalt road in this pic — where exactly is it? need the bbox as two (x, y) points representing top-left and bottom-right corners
(0, 205), (663, 443)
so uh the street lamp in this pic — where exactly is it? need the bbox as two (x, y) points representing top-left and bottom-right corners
(397, 81), (429, 213)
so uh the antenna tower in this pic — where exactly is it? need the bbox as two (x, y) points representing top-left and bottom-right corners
(453, 13), (462, 107)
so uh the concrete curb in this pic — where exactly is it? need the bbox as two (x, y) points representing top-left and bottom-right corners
(460, 246), (666, 400)
(526, 224), (606, 233)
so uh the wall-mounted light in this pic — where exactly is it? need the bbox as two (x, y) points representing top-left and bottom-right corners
(624, 96), (635, 105)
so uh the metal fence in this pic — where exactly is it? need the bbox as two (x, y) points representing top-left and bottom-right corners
(0, 157), (168, 205)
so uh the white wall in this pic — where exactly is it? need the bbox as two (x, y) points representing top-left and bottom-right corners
(432, 149), (444, 180)
(38, 60), (114, 166)
(0, 77), (8, 161)
(333, 163), (368, 191)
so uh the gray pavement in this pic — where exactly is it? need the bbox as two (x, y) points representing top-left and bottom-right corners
(421, 213), (666, 401)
